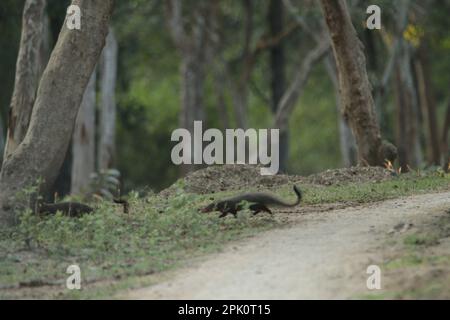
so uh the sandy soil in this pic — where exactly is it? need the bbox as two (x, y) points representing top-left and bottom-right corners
(122, 192), (450, 299)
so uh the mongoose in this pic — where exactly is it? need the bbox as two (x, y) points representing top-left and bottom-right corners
(37, 202), (94, 217)
(201, 185), (302, 218)
(37, 198), (129, 217)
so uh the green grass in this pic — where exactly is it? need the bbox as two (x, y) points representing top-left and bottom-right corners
(0, 172), (448, 299)
(378, 209), (450, 299)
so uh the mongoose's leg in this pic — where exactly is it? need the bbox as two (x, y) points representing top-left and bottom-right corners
(260, 205), (273, 215)
(218, 211), (228, 218)
(249, 203), (262, 215)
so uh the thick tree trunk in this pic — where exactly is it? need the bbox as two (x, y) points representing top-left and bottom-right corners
(71, 72), (97, 195)
(98, 28), (118, 171)
(0, 0), (114, 227)
(325, 55), (357, 167)
(320, 0), (389, 166)
(3, 0), (47, 160)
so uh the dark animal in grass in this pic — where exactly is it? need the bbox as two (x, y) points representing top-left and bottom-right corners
(37, 198), (129, 217)
(37, 202), (94, 217)
(201, 185), (302, 218)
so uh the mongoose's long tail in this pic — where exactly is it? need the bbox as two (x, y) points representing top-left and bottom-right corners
(269, 185), (302, 207)
(291, 185), (302, 206)
(285, 185), (302, 206)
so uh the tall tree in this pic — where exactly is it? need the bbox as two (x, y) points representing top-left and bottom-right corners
(394, 34), (422, 171)
(268, 0), (288, 172)
(3, 0), (47, 160)
(273, 39), (330, 139)
(325, 55), (357, 167)
(0, 0), (114, 226)
(320, 0), (394, 166)
(282, 0), (357, 167)
(98, 28), (118, 171)
(442, 97), (450, 172)
(415, 41), (441, 166)
(165, 0), (215, 174)
(71, 72), (96, 195)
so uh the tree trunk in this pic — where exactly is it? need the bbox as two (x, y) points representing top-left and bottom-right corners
(166, 0), (213, 174)
(98, 28), (118, 171)
(3, 0), (47, 160)
(274, 40), (330, 131)
(268, 0), (288, 172)
(320, 0), (389, 166)
(0, 115), (5, 163)
(71, 71), (97, 195)
(442, 98), (450, 172)
(325, 55), (357, 167)
(0, 0), (114, 227)
(213, 64), (230, 130)
(415, 42), (441, 166)
(394, 39), (422, 171)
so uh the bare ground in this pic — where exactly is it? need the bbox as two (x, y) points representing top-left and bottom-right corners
(122, 192), (450, 299)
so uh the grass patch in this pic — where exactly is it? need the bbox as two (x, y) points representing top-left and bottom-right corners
(0, 171), (448, 299)
(301, 173), (450, 205)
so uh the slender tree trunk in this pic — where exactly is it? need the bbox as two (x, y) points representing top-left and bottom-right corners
(268, 0), (288, 172)
(98, 28), (118, 171)
(166, 0), (213, 174)
(273, 40), (330, 171)
(0, 115), (5, 163)
(179, 53), (205, 174)
(3, 0), (47, 160)
(394, 39), (422, 171)
(320, 0), (391, 166)
(0, 0), (114, 227)
(442, 98), (450, 172)
(213, 64), (230, 130)
(415, 43), (441, 165)
(71, 72), (97, 195)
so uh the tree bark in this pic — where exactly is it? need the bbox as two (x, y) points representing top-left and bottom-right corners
(0, 0), (114, 226)
(325, 54), (357, 167)
(71, 71), (97, 195)
(320, 0), (390, 166)
(98, 28), (118, 171)
(3, 0), (47, 160)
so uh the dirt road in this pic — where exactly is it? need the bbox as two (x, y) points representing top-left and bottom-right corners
(124, 192), (450, 299)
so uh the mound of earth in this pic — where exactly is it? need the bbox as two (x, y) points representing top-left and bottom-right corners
(160, 165), (394, 196)
(160, 165), (304, 196)
(307, 166), (394, 186)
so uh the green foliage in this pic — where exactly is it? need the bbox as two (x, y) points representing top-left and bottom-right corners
(0, 191), (276, 298)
